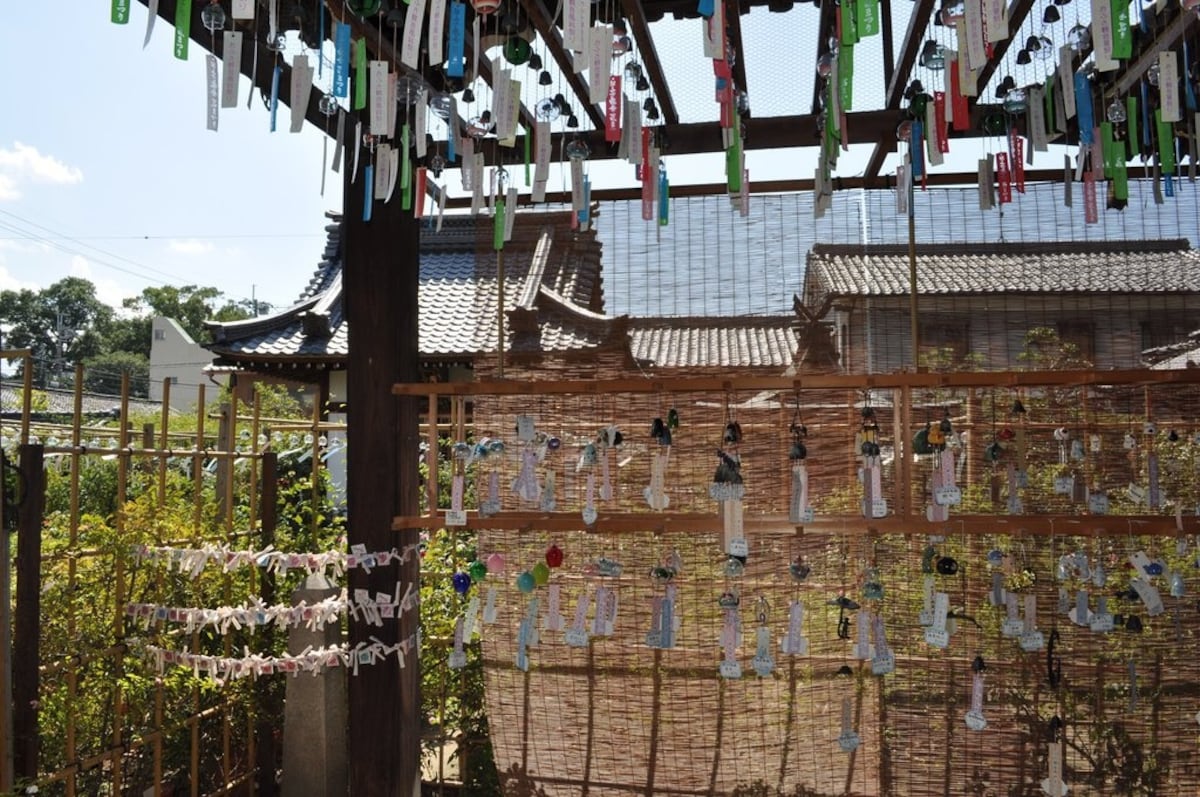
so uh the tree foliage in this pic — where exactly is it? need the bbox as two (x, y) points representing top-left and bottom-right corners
(0, 279), (260, 394)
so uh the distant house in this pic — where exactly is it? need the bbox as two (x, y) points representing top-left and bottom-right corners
(148, 316), (223, 411)
(801, 239), (1200, 373)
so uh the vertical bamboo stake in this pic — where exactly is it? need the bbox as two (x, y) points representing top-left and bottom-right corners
(191, 384), (205, 797)
(64, 364), (84, 797)
(310, 392), (322, 542)
(222, 391), (238, 787)
(110, 371), (131, 796)
(154, 378), (170, 797)
(153, 677), (164, 797)
(427, 391), (439, 514)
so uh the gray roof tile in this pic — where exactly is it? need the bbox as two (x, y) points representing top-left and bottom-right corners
(808, 239), (1200, 297)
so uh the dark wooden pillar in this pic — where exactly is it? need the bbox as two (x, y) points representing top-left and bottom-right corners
(13, 443), (45, 780)
(343, 151), (422, 796)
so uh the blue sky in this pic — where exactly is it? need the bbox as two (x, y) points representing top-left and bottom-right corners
(0, 4), (339, 313)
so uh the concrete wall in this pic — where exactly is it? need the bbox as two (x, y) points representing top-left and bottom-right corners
(148, 316), (224, 411)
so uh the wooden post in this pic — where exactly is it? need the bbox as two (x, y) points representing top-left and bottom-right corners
(256, 452), (279, 797)
(13, 443), (45, 781)
(343, 145), (422, 796)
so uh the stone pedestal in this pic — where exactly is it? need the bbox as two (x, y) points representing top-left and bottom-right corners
(282, 574), (348, 797)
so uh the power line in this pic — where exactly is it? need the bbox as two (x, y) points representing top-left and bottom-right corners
(0, 233), (326, 242)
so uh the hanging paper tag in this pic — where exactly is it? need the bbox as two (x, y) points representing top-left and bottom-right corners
(995, 153), (1012, 203)
(919, 575), (935, 626)
(566, 592), (590, 647)
(1160, 52), (1181, 123)
(1019, 593), (1044, 651)
(1083, 171), (1098, 224)
(446, 3), (466, 77)
(1091, 0), (1116, 71)
(563, 0), (589, 53)
(221, 32), (243, 108)
(369, 62), (390, 135)
(483, 586), (499, 624)
(113, 0), (131, 23)
(332, 23), (352, 98)
(206, 54), (220, 131)
(605, 76), (623, 142)
(354, 40), (368, 111)
(781, 601), (808, 655)
(401, 0), (428, 69)
(544, 584), (565, 631)
(291, 55), (314, 133)
(964, 0), (987, 70)
(174, 0), (193, 59)
(232, 0), (254, 18)
(871, 615), (894, 675)
(1002, 593), (1023, 636)
(924, 591), (951, 648)
(965, 672), (988, 730)
(853, 609), (873, 660)
(1112, 0), (1131, 57)
(428, 0), (447, 66)
(838, 697), (860, 752)
(982, 0), (1006, 42)
(1011, 130), (1025, 191)
(269, 64), (282, 132)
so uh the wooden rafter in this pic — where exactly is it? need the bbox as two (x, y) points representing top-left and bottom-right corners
(620, 0), (680, 124)
(1114, 4), (1197, 95)
(517, 0), (605, 129)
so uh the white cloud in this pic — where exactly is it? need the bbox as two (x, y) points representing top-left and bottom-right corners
(0, 264), (38, 293)
(69, 255), (127, 308)
(0, 142), (83, 200)
(167, 238), (214, 256)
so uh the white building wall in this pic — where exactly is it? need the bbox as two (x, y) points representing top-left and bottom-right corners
(148, 316), (224, 411)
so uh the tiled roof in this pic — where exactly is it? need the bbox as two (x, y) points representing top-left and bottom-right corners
(629, 317), (798, 368)
(1147, 330), (1200, 370)
(0, 386), (162, 417)
(204, 209), (610, 364)
(806, 239), (1200, 297)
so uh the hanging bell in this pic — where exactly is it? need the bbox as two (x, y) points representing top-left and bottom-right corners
(461, 87), (475, 103)
(385, 8), (406, 27)
(645, 101), (660, 121)
(919, 39), (945, 70)
(539, 70), (553, 86)
(1042, 5), (1060, 23)
(428, 153), (447, 177)
(201, 0), (227, 32)
(636, 75), (651, 92)
(528, 53), (543, 70)
(504, 36), (532, 65)
(936, 556), (959, 576)
(1011, 399), (1026, 414)
(1015, 49), (1032, 66)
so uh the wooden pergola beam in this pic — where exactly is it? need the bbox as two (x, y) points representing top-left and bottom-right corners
(621, 0), (680, 124)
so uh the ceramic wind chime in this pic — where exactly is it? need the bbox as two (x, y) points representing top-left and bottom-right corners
(751, 596), (775, 677)
(924, 409), (961, 521)
(644, 410), (677, 510)
(781, 555), (811, 656)
(511, 415), (542, 505)
(472, 437), (505, 516)
(858, 404), (886, 519)
(711, 416), (747, 557)
(1040, 716), (1070, 796)
(788, 411), (813, 524)
(646, 550), (682, 649)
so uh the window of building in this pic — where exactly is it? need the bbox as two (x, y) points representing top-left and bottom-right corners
(153, 329), (166, 341)
(1056, 321), (1095, 363)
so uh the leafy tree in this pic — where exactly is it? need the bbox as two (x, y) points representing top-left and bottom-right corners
(120, 285), (262, 351)
(0, 277), (113, 388)
(83, 350), (150, 397)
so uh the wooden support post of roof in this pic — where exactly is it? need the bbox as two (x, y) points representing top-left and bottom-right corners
(620, 0), (680, 124)
(517, 0), (606, 129)
(342, 133), (422, 797)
